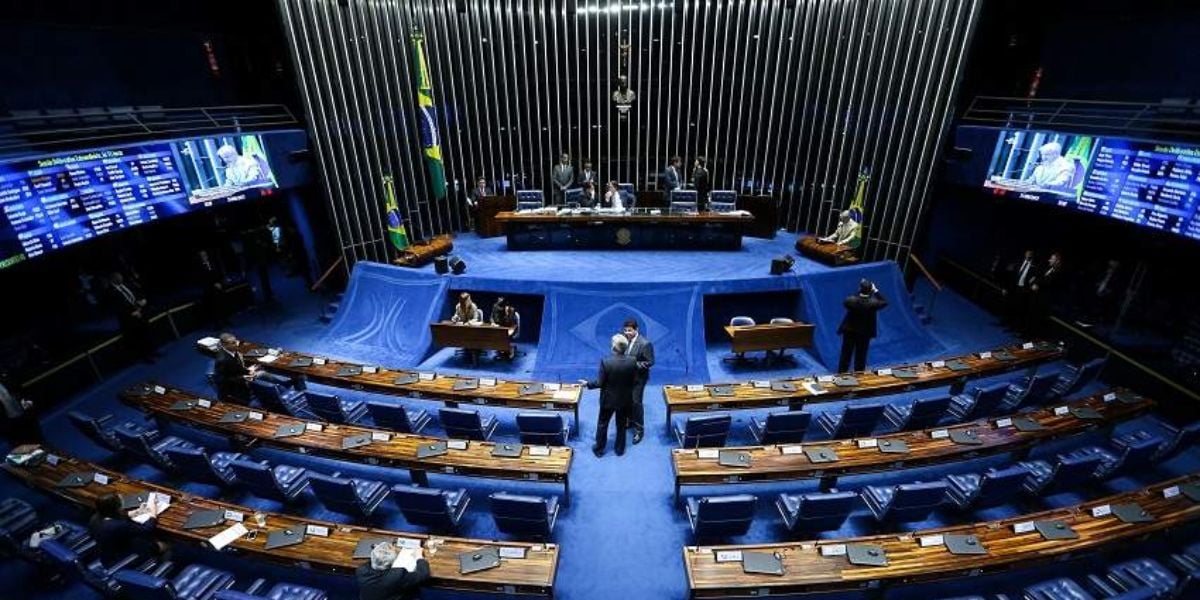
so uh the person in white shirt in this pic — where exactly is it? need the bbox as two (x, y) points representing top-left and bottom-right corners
(450, 292), (483, 325)
(216, 144), (267, 187)
(820, 211), (860, 246)
(603, 181), (625, 211)
(1024, 141), (1075, 190)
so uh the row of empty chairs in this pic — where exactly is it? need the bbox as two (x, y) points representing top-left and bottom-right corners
(674, 370), (1071, 447)
(682, 424), (1190, 540)
(1023, 551), (1197, 600)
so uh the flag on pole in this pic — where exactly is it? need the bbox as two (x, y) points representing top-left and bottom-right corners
(383, 175), (409, 252)
(411, 31), (446, 199)
(845, 169), (869, 250)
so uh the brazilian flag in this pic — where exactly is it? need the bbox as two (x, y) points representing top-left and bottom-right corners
(383, 175), (409, 251)
(411, 32), (446, 199)
(845, 169), (869, 250)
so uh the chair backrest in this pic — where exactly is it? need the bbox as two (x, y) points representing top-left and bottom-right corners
(1055, 358), (1106, 397)
(304, 391), (344, 423)
(228, 460), (287, 500)
(708, 190), (736, 211)
(113, 426), (162, 463)
(769, 317), (794, 324)
(68, 411), (121, 451)
(730, 316), (756, 327)
(834, 403), (885, 437)
(516, 413), (566, 445)
(884, 482), (948, 521)
(972, 465), (1031, 508)
(793, 491), (859, 531)
(563, 188), (582, 206)
(693, 495), (756, 537)
(906, 396), (950, 430)
(516, 190), (544, 210)
(682, 414), (732, 448)
(1043, 454), (1104, 492)
(249, 379), (287, 411)
(392, 486), (457, 529)
(113, 569), (176, 600)
(366, 402), (416, 433)
(439, 407), (486, 440)
(307, 473), (365, 515)
(0, 498), (38, 554)
(163, 446), (224, 485)
(970, 382), (1011, 417)
(1107, 436), (1162, 475)
(1022, 372), (1059, 405)
(1164, 421), (1200, 457)
(761, 411), (811, 444)
(670, 190), (698, 214)
(490, 492), (553, 537)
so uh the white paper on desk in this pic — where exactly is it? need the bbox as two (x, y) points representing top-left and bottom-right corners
(780, 445), (805, 455)
(198, 399), (212, 408)
(198, 337), (220, 348)
(817, 375), (835, 383)
(305, 423), (323, 432)
(686, 385), (704, 392)
(312, 357), (327, 365)
(362, 365), (378, 374)
(129, 493), (171, 524)
(545, 383), (561, 391)
(857, 438), (878, 449)
(549, 390), (573, 401)
(257, 354), (278, 364)
(1053, 406), (1069, 416)
(978, 351), (992, 359)
(396, 537), (422, 550)
(529, 446), (551, 456)
(877, 368), (893, 376)
(802, 382), (827, 396)
(820, 544), (847, 557)
(480, 377), (497, 387)
(208, 523), (248, 550)
(697, 449), (720, 459)
(447, 439), (469, 450)
(752, 380), (770, 388)
(1022, 342), (1035, 350)
(931, 360), (946, 368)
(393, 547), (420, 571)
(371, 432), (391, 442)
(919, 535), (944, 547)
(418, 372), (435, 381)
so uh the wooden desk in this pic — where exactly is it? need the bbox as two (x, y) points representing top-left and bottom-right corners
(493, 211), (755, 250)
(684, 474), (1200, 598)
(724, 322), (814, 355)
(122, 384), (572, 497)
(394, 235), (453, 268)
(195, 340), (582, 426)
(671, 389), (1152, 501)
(796, 235), (858, 266)
(431, 322), (516, 354)
(662, 342), (1063, 431)
(477, 195), (516, 237)
(3, 450), (558, 596)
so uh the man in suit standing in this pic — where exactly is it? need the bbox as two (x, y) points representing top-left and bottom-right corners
(691, 156), (711, 210)
(106, 271), (157, 363)
(212, 333), (257, 404)
(660, 156), (683, 195)
(622, 318), (655, 444)
(579, 160), (598, 189)
(551, 153), (575, 205)
(584, 334), (638, 457)
(1003, 249), (1037, 331)
(356, 540), (432, 600)
(837, 279), (888, 373)
(1028, 252), (1065, 334)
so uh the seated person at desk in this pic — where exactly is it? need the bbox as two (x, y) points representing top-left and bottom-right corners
(580, 181), (599, 208)
(356, 540), (432, 600)
(603, 180), (630, 210)
(819, 210), (861, 249)
(491, 300), (521, 360)
(213, 332), (259, 403)
(450, 292), (483, 325)
(1023, 141), (1076, 191)
(88, 492), (168, 563)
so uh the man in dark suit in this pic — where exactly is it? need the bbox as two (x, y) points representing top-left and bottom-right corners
(105, 271), (157, 363)
(356, 540), (432, 600)
(660, 156), (683, 194)
(1003, 249), (1038, 331)
(691, 156), (711, 209)
(578, 160), (598, 189)
(551, 153), (575, 205)
(212, 333), (256, 404)
(622, 318), (655, 444)
(837, 279), (888, 373)
(1028, 252), (1065, 334)
(584, 334), (638, 457)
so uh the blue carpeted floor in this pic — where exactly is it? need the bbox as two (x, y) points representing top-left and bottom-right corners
(3, 242), (1196, 600)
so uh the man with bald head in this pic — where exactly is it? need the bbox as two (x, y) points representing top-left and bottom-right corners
(1025, 141), (1076, 190)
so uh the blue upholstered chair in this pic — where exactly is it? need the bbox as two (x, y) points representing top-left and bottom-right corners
(304, 391), (366, 424)
(1112, 419), (1200, 461)
(999, 372), (1059, 411)
(945, 464), (1031, 510)
(0, 497), (40, 555)
(113, 562), (236, 600)
(749, 411), (811, 444)
(366, 402), (430, 434)
(227, 459), (310, 503)
(162, 446), (245, 486)
(947, 381), (1010, 421)
(674, 414), (732, 448)
(1059, 435), (1162, 480)
(775, 491), (859, 533)
(249, 379), (310, 417)
(1050, 358), (1107, 399)
(708, 190), (737, 212)
(686, 494), (756, 540)
(214, 581), (328, 600)
(438, 407), (499, 441)
(489, 492), (560, 539)
(392, 485), (470, 531)
(114, 425), (196, 470)
(883, 395), (950, 431)
(816, 403), (885, 438)
(725, 316), (756, 363)
(255, 371), (305, 392)
(861, 481), (948, 523)
(1107, 558), (1180, 597)
(517, 412), (570, 446)
(1023, 577), (1100, 600)
(1018, 453), (1105, 495)
(669, 190), (699, 214)
(70, 410), (139, 452)
(307, 472), (390, 518)
(39, 537), (147, 596)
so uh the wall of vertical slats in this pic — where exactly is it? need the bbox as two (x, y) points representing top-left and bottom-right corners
(279, 0), (980, 266)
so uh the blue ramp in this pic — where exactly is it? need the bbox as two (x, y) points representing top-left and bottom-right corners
(534, 282), (707, 383)
(799, 262), (944, 370)
(320, 262), (449, 366)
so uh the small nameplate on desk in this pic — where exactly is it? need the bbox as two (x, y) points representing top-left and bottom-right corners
(447, 440), (469, 450)
(876, 368), (893, 376)
(817, 375), (835, 383)
(1053, 406), (1069, 416)
(802, 382), (827, 395)
(820, 544), (847, 557)
(529, 446), (551, 456)
(312, 357), (326, 365)
(978, 351), (993, 359)
(697, 449), (720, 459)
(1091, 504), (1112, 517)
(362, 366), (378, 374)
(553, 390), (575, 400)
(371, 432), (391, 442)
(223, 510), (244, 522)
(305, 423), (323, 432)
(396, 537), (421, 550)
(1103, 392), (1118, 402)
(305, 525), (330, 537)
(715, 550), (744, 562)
(1023, 342), (1036, 350)
(931, 360), (946, 368)
(857, 438), (878, 449)
(686, 385), (704, 392)
(197, 399), (212, 408)
(248, 411), (265, 421)
(545, 383), (561, 391)
(930, 429), (950, 439)
(995, 418), (1013, 428)
(46, 454), (59, 465)
(1164, 486), (1181, 499)
(480, 377), (496, 387)
(1013, 521), (1035, 534)
(499, 547), (527, 559)
(919, 534), (944, 547)
(418, 372), (435, 381)
(752, 380), (770, 388)
(93, 473), (110, 485)
(780, 445), (804, 455)
(153, 385), (166, 394)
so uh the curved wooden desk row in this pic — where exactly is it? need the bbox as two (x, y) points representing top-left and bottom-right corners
(684, 474), (1200, 598)
(671, 390), (1152, 500)
(662, 341), (1063, 425)
(2, 450), (557, 596)
(195, 339), (584, 423)
(122, 384), (571, 496)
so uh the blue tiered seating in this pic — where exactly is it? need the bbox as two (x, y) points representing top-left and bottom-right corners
(1059, 435), (1163, 480)
(214, 580), (328, 600)
(39, 537), (151, 597)
(303, 390), (366, 424)
(162, 446), (246, 486)
(998, 371), (1059, 411)
(113, 561), (237, 600)
(1050, 358), (1107, 399)
(775, 490), (859, 534)
(490, 492), (560, 540)
(365, 401), (430, 434)
(227, 459), (310, 503)
(947, 381), (1010, 421)
(945, 465), (1031, 510)
(438, 407), (499, 440)
(307, 472), (390, 518)
(69, 410), (142, 453)
(749, 411), (812, 444)
(861, 481), (948, 523)
(1112, 419), (1200, 460)
(113, 425), (197, 470)
(249, 379), (313, 418)
(1019, 453), (1106, 495)
(517, 412), (571, 445)
(685, 495), (756, 540)
(817, 402), (885, 438)
(883, 395), (951, 431)
(675, 414), (732, 448)
(391, 485), (471, 531)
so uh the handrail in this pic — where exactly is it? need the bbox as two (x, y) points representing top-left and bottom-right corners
(908, 253), (943, 291)
(938, 255), (1005, 293)
(310, 255), (346, 292)
(961, 95), (1200, 140)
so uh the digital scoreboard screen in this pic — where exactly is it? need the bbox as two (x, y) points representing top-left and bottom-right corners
(983, 129), (1200, 242)
(0, 134), (277, 270)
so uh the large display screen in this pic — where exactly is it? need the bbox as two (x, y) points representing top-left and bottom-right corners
(983, 128), (1200, 241)
(0, 134), (277, 270)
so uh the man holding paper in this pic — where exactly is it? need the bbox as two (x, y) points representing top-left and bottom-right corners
(357, 540), (431, 600)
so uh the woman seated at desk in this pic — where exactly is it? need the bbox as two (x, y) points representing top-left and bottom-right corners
(603, 180), (629, 211)
(450, 292), (483, 325)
